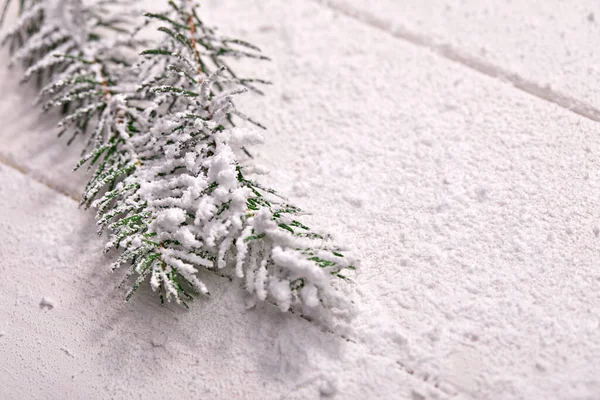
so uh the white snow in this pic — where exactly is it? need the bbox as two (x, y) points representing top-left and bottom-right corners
(155, 208), (187, 231)
(1, 0), (600, 399)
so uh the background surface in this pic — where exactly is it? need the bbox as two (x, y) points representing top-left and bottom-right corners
(1, 0), (600, 399)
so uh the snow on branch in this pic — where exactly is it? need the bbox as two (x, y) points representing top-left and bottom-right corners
(3, 0), (357, 318)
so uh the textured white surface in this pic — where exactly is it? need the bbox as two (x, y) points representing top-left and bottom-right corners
(320, 0), (600, 118)
(2, 0), (600, 399)
(0, 165), (418, 399)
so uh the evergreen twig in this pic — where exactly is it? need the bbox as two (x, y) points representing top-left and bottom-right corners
(2, 0), (357, 317)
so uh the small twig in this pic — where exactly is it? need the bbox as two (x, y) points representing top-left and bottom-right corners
(185, 4), (202, 76)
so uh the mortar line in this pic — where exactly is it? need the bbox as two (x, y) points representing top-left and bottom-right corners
(315, 0), (600, 123)
(0, 152), (80, 202)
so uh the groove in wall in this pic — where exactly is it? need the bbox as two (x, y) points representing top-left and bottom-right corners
(0, 153), (80, 202)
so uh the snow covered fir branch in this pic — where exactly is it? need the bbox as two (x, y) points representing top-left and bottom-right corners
(1, 0), (357, 316)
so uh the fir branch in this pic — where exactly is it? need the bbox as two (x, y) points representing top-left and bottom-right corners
(3, 0), (357, 318)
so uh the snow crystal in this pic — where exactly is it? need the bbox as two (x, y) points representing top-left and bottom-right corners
(300, 284), (320, 308)
(255, 259), (269, 301)
(155, 208), (186, 231)
(173, 226), (202, 248)
(271, 246), (328, 286)
(269, 278), (292, 311)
